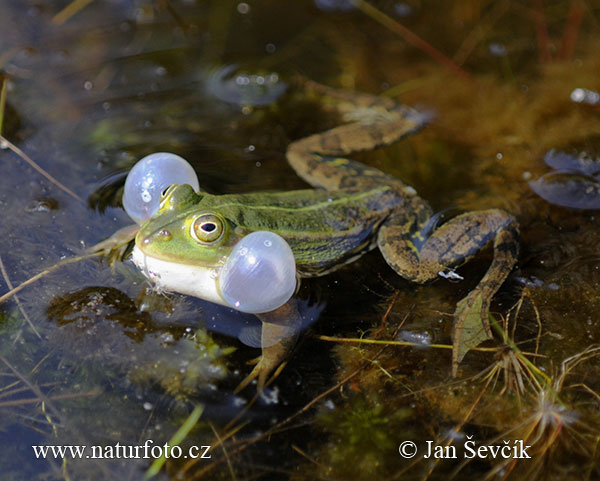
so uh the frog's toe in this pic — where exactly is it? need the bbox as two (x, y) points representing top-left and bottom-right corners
(87, 224), (139, 263)
(235, 355), (287, 394)
(452, 290), (493, 376)
(245, 355), (262, 366)
(91, 242), (129, 266)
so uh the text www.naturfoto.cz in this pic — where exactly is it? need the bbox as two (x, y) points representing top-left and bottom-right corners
(32, 441), (212, 460)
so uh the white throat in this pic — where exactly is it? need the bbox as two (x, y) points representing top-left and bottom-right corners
(131, 246), (228, 307)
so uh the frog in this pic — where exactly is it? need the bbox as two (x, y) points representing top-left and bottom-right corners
(96, 82), (519, 392)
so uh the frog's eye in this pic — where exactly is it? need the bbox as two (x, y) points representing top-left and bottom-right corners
(191, 214), (224, 243)
(159, 185), (177, 209)
(161, 185), (176, 199)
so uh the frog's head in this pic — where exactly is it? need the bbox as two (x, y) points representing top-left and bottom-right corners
(132, 184), (297, 313)
(135, 184), (240, 267)
(132, 184), (243, 307)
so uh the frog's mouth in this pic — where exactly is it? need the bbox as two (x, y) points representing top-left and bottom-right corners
(131, 246), (228, 307)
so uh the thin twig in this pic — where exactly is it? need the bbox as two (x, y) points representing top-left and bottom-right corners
(453, 0), (510, 66)
(291, 444), (329, 470)
(0, 381), (58, 400)
(532, 0), (552, 62)
(0, 252), (102, 304)
(0, 355), (63, 419)
(52, 0), (95, 25)
(0, 76), (7, 136)
(559, 0), (584, 60)
(318, 335), (499, 352)
(177, 421), (248, 477)
(351, 0), (470, 80)
(0, 254), (41, 338)
(145, 404), (204, 479)
(373, 289), (400, 336)
(208, 422), (237, 481)
(0, 134), (83, 202)
(0, 390), (100, 408)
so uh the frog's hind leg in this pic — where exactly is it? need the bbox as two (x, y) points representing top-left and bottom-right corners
(378, 208), (519, 375)
(235, 298), (303, 393)
(286, 85), (428, 191)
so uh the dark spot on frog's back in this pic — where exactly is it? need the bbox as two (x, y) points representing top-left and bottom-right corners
(340, 178), (358, 188)
(375, 187), (405, 209)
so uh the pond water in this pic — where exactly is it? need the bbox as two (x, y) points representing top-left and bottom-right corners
(1, 1), (600, 480)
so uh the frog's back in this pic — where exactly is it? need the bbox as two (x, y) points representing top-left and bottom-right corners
(201, 187), (403, 276)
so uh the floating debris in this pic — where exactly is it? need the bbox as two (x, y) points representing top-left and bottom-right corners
(438, 269), (464, 281)
(26, 197), (59, 212)
(393, 3), (413, 17)
(489, 43), (508, 57)
(529, 149), (600, 209)
(206, 65), (287, 107)
(544, 149), (600, 176)
(514, 276), (561, 293)
(570, 88), (600, 105)
(529, 171), (600, 209)
(397, 330), (433, 347)
(314, 0), (355, 12)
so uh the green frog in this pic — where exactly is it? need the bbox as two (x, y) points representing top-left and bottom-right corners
(97, 83), (519, 391)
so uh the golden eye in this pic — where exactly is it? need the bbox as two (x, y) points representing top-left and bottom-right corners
(191, 214), (224, 243)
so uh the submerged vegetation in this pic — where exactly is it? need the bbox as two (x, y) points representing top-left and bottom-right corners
(0, 0), (600, 480)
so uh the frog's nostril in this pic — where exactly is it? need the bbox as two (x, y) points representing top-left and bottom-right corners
(157, 229), (172, 241)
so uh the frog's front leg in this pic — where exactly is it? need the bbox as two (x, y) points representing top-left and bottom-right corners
(87, 223), (139, 263)
(378, 207), (519, 375)
(236, 298), (303, 392)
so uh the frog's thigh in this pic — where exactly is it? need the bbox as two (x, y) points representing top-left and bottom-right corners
(286, 151), (405, 191)
(378, 209), (519, 284)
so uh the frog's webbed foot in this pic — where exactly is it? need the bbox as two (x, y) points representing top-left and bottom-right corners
(378, 208), (519, 375)
(235, 299), (302, 393)
(235, 344), (289, 393)
(87, 223), (139, 265)
(452, 288), (492, 374)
